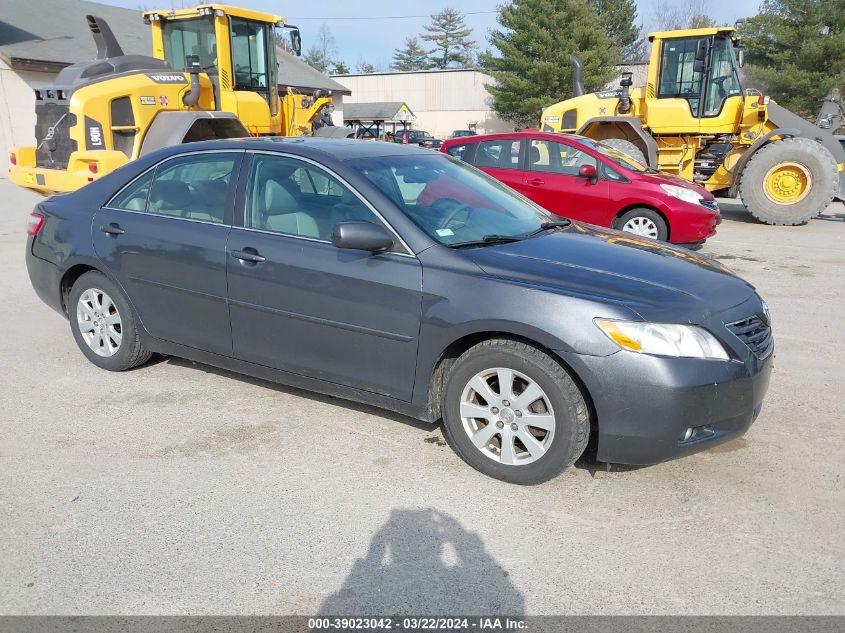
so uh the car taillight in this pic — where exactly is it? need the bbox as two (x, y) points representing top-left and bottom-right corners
(9, 152), (16, 165)
(26, 212), (45, 237)
(88, 161), (98, 174)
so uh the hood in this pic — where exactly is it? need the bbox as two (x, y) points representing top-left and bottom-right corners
(642, 170), (715, 200)
(465, 223), (754, 320)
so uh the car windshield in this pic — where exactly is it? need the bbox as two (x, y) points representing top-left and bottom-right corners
(574, 137), (650, 172)
(346, 154), (556, 246)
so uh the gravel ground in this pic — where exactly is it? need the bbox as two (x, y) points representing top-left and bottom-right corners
(0, 179), (843, 615)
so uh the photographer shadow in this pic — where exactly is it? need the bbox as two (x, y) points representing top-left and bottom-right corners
(319, 508), (525, 616)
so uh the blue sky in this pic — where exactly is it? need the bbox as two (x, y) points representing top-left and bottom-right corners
(99, 0), (762, 70)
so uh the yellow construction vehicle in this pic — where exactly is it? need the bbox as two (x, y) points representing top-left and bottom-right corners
(540, 27), (845, 225)
(9, 4), (347, 195)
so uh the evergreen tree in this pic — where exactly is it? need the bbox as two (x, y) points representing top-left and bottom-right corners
(392, 37), (431, 71)
(588, 0), (642, 61)
(481, 0), (617, 127)
(422, 8), (476, 68)
(739, 0), (845, 118)
(332, 61), (350, 75)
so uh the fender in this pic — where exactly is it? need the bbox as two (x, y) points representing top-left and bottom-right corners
(576, 116), (659, 168)
(139, 111), (248, 156)
(725, 127), (798, 197)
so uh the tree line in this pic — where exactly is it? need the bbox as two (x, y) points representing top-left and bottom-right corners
(298, 0), (843, 127)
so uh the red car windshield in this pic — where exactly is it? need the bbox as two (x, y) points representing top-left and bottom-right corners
(348, 154), (554, 246)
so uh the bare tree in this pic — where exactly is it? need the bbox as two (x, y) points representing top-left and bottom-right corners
(303, 23), (337, 73)
(652, 0), (716, 31)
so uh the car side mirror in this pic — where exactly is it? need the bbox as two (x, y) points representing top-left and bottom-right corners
(736, 48), (745, 68)
(578, 164), (597, 182)
(331, 221), (394, 252)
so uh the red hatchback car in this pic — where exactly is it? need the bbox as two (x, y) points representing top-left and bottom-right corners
(440, 132), (719, 244)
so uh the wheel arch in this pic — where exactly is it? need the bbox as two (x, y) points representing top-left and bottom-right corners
(139, 111), (248, 157)
(424, 331), (597, 433)
(58, 261), (145, 334)
(576, 116), (659, 168)
(613, 204), (670, 241)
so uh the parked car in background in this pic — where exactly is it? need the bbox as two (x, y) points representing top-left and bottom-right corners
(395, 129), (443, 149)
(26, 138), (770, 484)
(441, 132), (720, 245)
(449, 129), (477, 138)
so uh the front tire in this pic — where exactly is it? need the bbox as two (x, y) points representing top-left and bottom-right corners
(441, 339), (589, 485)
(68, 271), (152, 371)
(739, 137), (838, 225)
(614, 207), (669, 241)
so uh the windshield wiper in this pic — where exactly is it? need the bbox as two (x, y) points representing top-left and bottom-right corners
(448, 234), (525, 248)
(524, 220), (571, 237)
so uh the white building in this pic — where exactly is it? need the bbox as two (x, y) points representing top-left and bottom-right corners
(333, 63), (650, 139)
(333, 69), (513, 139)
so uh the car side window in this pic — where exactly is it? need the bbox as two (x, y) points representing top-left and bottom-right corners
(146, 153), (238, 223)
(108, 169), (155, 211)
(529, 140), (597, 176)
(246, 154), (378, 241)
(473, 139), (522, 170)
(446, 143), (468, 160)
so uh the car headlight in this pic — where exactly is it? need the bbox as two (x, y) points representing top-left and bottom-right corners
(660, 183), (703, 205)
(761, 298), (771, 324)
(594, 319), (730, 360)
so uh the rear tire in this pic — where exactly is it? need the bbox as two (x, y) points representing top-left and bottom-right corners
(68, 271), (152, 371)
(739, 137), (837, 225)
(614, 207), (669, 241)
(602, 138), (647, 165)
(441, 339), (589, 485)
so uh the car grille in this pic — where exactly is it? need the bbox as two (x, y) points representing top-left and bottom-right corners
(726, 315), (773, 359)
(700, 199), (719, 211)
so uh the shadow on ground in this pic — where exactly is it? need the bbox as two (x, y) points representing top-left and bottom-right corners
(318, 508), (525, 615)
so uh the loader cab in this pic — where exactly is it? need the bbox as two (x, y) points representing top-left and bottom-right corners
(146, 4), (293, 135)
(645, 28), (744, 135)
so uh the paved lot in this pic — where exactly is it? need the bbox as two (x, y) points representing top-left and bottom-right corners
(0, 178), (843, 615)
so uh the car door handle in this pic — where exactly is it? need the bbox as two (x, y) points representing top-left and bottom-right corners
(230, 249), (266, 263)
(99, 223), (125, 236)
(526, 178), (545, 186)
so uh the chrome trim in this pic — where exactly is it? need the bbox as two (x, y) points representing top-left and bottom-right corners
(245, 149), (416, 257)
(99, 205), (230, 228)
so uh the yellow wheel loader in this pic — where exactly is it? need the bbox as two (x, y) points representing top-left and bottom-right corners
(540, 27), (845, 226)
(9, 3), (349, 195)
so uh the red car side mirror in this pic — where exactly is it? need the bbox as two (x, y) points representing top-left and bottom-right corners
(578, 164), (597, 179)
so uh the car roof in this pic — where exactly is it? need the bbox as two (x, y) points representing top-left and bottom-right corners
(155, 136), (436, 161)
(442, 131), (587, 145)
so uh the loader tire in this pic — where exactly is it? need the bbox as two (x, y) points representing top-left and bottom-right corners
(602, 138), (647, 165)
(739, 137), (838, 225)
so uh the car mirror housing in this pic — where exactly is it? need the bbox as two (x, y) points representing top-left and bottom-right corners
(331, 221), (394, 252)
(578, 164), (597, 180)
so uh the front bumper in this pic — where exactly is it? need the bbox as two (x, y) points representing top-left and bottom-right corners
(557, 346), (772, 465)
(666, 200), (720, 244)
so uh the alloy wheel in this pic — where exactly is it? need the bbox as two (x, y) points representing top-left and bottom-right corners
(459, 367), (555, 465)
(77, 288), (122, 357)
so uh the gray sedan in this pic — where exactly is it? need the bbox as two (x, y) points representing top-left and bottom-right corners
(25, 138), (772, 484)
